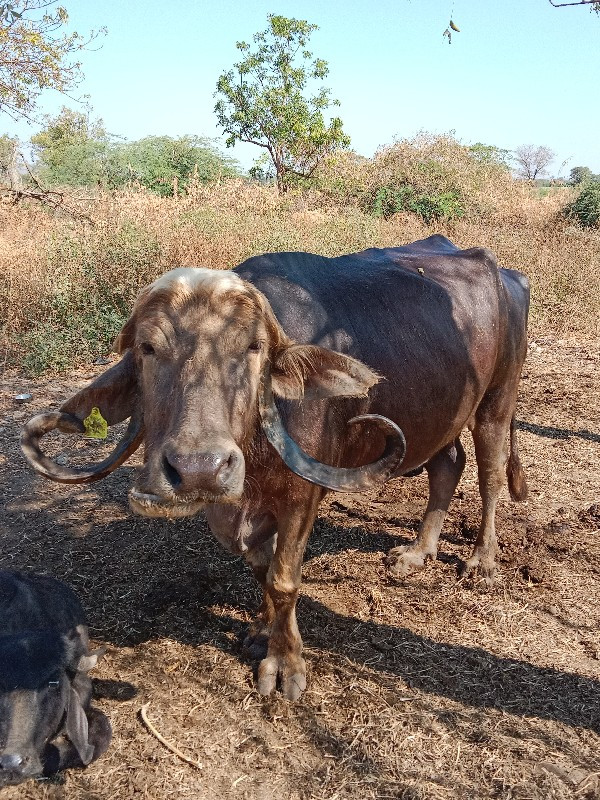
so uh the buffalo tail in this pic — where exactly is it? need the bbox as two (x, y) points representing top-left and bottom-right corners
(507, 415), (528, 502)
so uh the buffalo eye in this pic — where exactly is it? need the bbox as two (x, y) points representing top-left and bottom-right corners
(139, 342), (155, 356)
(248, 341), (264, 353)
(48, 680), (60, 689)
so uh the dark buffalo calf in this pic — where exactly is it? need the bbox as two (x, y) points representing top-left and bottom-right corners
(0, 571), (111, 785)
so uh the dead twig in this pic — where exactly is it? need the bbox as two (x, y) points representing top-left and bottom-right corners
(0, 153), (97, 224)
(139, 702), (203, 770)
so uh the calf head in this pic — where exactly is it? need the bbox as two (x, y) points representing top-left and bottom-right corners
(22, 268), (406, 517)
(0, 628), (110, 785)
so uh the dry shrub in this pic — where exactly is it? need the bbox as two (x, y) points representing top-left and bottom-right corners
(1, 172), (598, 374)
(371, 133), (512, 218)
(318, 133), (576, 229)
(458, 221), (600, 335)
(317, 134), (510, 218)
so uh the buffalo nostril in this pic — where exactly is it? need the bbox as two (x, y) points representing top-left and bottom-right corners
(0, 753), (23, 770)
(162, 455), (182, 489)
(218, 450), (240, 484)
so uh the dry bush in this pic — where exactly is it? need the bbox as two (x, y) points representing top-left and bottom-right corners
(370, 133), (513, 218)
(318, 133), (576, 229)
(317, 134), (511, 217)
(1, 172), (598, 374)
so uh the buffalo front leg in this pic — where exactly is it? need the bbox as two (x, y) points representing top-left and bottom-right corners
(257, 486), (323, 701)
(243, 535), (277, 660)
(386, 439), (466, 577)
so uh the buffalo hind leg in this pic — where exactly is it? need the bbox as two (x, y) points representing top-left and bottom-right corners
(257, 485), (323, 700)
(460, 396), (518, 585)
(386, 439), (466, 577)
(243, 535), (277, 660)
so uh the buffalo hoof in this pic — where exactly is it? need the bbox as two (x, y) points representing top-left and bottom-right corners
(243, 623), (270, 661)
(459, 553), (497, 587)
(257, 654), (306, 701)
(385, 544), (435, 577)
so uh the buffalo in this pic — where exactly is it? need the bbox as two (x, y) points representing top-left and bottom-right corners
(22, 235), (529, 700)
(0, 570), (111, 784)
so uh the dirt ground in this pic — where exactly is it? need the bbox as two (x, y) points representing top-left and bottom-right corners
(0, 336), (599, 800)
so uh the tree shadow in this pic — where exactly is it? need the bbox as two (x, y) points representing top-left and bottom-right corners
(3, 477), (599, 739)
(298, 597), (600, 734)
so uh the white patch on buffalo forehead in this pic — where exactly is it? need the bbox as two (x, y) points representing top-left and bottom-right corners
(151, 267), (244, 296)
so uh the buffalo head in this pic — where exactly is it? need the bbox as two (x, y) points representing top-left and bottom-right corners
(22, 268), (405, 517)
(0, 627), (110, 785)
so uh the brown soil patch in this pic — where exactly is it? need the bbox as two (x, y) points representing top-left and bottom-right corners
(1, 337), (599, 800)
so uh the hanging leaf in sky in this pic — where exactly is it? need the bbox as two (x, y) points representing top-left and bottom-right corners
(443, 19), (461, 44)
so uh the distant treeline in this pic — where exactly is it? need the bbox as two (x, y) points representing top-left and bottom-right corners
(1, 108), (242, 196)
(1, 113), (599, 229)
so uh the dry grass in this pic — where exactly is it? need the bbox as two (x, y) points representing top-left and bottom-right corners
(0, 168), (599, 374)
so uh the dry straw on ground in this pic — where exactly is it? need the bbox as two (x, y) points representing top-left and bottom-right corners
(0, 340), (598, 800)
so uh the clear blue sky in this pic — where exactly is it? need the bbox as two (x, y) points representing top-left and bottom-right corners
(5, 0), (600, 176)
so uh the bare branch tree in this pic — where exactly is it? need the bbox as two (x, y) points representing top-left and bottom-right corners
(549, 1), (596, 6)
(548, 0), (600, 9)
(513, 145), (556, 181)
(0, 146), (95, 221)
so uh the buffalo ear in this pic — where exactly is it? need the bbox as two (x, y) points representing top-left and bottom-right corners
(65, 686), (95, 765)
(271, 344), (380, 401)
(113, 286), (151, 354)
(59, 350), (138, 426)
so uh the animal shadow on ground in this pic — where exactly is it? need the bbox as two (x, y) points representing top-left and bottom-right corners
(516, 419), (600, 443)
(2, 468), (599, 742)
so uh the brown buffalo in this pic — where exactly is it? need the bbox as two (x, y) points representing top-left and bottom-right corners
(22, 235), (529, 700)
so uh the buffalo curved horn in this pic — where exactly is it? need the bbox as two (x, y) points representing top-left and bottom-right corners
(258, 372), (406, 492)
(21, 410), (144, 484)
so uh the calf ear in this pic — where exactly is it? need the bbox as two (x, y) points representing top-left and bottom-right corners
(45, 704), (112, 772)
(65, 686), (95, 765)
(271, 344), (380, 401)
(77, 646), (106, 673)
(59, 350), (138, 425)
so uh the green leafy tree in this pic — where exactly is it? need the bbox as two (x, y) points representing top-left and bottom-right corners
(107, 135), (241, 196)
(569, 165), (597, 185)
(469, 143), (512, 169)
(31, 106), (109, 186)
(31, 116), (241, 193)
(215, 14), (350, 193)
(248, 152), (276, 185)
(0, 1), (103, 121)
(565, 180), (600, 228)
